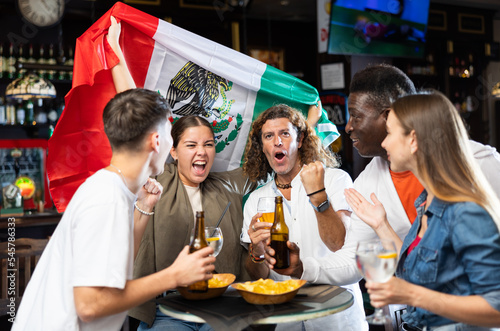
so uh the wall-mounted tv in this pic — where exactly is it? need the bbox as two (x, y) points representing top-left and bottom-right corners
(327, 0), (430, 58)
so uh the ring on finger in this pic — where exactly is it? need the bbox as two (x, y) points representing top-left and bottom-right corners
(252, 225), (256, 231)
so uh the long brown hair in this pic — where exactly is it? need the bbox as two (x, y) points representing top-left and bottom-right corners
(391, 90), (500, 228)
(243, 104), (339, 182)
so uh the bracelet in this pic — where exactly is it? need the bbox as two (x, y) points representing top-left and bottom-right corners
(134, 201), (154, 216)
(307, 188), (325, 197)
(249, 244), (265, 264)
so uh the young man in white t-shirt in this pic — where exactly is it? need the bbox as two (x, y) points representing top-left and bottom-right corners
(12, 89), (216, 331)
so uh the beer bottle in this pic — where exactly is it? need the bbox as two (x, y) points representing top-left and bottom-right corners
(0, 43), (5, 78)
(271, 196), (290, 269)
(188, 211), (209, 293)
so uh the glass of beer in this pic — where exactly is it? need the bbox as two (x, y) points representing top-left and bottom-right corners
(257, 197), (275, 229)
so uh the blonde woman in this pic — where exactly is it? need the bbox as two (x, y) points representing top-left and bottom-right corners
(345, 90), (500, 330)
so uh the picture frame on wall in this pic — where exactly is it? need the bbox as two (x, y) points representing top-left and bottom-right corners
(458, 13), (485, 34)
(428, 10), (447, 31)
(248, 47), (285, 71)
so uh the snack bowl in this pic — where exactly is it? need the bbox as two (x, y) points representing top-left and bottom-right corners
(231, 279), (307, 305)
(177, 273), (235, 300)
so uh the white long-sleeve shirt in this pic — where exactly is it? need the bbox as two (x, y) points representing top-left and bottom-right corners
(241, 167), (368, 331)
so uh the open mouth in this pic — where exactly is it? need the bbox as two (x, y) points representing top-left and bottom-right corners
(193, 161), (207, 173)
(274, 151), (286, 161)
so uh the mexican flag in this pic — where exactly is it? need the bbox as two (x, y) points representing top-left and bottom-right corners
(47, 2), (339, 212)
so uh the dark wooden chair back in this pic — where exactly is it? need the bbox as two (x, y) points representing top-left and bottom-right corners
(0, 238), (49, 316)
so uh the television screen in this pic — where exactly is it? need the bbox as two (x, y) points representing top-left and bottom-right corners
(327, 0), (430, 58)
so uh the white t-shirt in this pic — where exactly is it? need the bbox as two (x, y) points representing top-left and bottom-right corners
(12, 170), (136, 331)
(241, 167), (368, 331)
(184, 184), (202, 224)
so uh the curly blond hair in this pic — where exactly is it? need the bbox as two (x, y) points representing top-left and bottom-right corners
(243, 104), (339, 182)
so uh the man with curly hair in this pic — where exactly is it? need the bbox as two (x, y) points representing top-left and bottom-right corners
(240, 104), (368, 331)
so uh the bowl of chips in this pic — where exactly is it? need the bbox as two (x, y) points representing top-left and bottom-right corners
(231, 278), (307, 305)
(177, 273), (235, 300)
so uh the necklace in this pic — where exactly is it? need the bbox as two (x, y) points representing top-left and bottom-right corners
(109, 164), (128, 187)
(275, 175), (292, 189)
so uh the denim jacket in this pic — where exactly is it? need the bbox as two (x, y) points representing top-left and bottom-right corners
(397, 190), (500, 328)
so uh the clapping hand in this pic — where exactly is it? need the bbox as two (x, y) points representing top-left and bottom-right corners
(344, 188), (387, 231)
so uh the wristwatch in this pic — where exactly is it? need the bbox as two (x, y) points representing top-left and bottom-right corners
(309, 198), (330, 213)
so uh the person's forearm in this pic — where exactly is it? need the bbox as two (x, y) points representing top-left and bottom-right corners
(74, 268), (176, 323)
(107, 28), (136, 92)
(301, 250), (361, 286)
(306, 103), (321, 128)
(133, 209), (152, 258)
(410, 285), (500, 327)
(245, 255), (270, 280)
(109, 51), (136, 92)
(315, 209), (347, 252)
(309, 190), (346, 251)
(373, 221), (403, 254)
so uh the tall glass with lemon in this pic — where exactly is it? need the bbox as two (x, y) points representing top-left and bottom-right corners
(205, 226), (223, 257)
(355, 239), (397, 324)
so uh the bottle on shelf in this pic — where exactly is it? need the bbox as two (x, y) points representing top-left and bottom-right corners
(16, 101), (26, 125)
(65, 45), (74, 81)
(6, 99), (16, 125)
(7, 43), (16, 79)
(58, 46), (66, 80)
(270, 196), (290, 269)
(17, 44), (26, 78)
(35, 98), (47, 124)
(47, 44), (57, 80)
(460, 59), (469, 78)
(27, 44), (37, 75)
(188, 211), (209, 293)
(0, 97), (6, 125)
(27, 44), (36, 63)
(47, 99), (59, 125)
(448, 57), (454, 77)
(468, 53), (474, 77)
(465, 95), (474, 112)
(25, 99), (35, 125)
(38, 44), (47, 79)
(0, 43), (6, 79)
(427, 53), (435, 76)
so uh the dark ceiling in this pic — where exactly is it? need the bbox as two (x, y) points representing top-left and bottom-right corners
(1, 0), (499, 23)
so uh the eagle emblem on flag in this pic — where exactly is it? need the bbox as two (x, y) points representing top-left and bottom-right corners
(166, 61), (234, 119)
